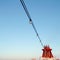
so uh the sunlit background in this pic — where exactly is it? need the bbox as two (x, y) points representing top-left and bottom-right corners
(0, 0), (60, 59)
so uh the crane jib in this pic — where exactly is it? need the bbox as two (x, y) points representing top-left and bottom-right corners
(20, 0), (44, 47)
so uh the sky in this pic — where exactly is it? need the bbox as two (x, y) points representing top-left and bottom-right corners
(0, 0), (60, 59)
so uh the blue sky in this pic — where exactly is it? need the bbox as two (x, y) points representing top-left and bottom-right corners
(0, 0), (60, 59)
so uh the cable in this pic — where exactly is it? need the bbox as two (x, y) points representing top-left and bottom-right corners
(20, 0), (44, 47)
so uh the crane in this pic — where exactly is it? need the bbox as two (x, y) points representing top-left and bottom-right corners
(19, 0), (54, 58)
(20, 0), (44, 47)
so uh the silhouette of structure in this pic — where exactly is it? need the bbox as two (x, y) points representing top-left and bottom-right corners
(42, 46), (53, 58)
(19, 0), (58, 60)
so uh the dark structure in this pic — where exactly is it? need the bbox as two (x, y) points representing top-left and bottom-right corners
(42, 46), (53, 58)
(20, 1), (54, 59)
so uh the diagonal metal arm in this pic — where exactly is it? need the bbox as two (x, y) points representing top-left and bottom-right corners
(20, 0), (44, 47)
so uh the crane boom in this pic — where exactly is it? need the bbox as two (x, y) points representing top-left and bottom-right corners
(20, 0), (44, 47)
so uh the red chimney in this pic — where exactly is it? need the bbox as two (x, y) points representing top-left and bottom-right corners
(42, 45), (53, 58)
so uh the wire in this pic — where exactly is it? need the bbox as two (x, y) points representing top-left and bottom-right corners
(20, 0), (44, 47)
